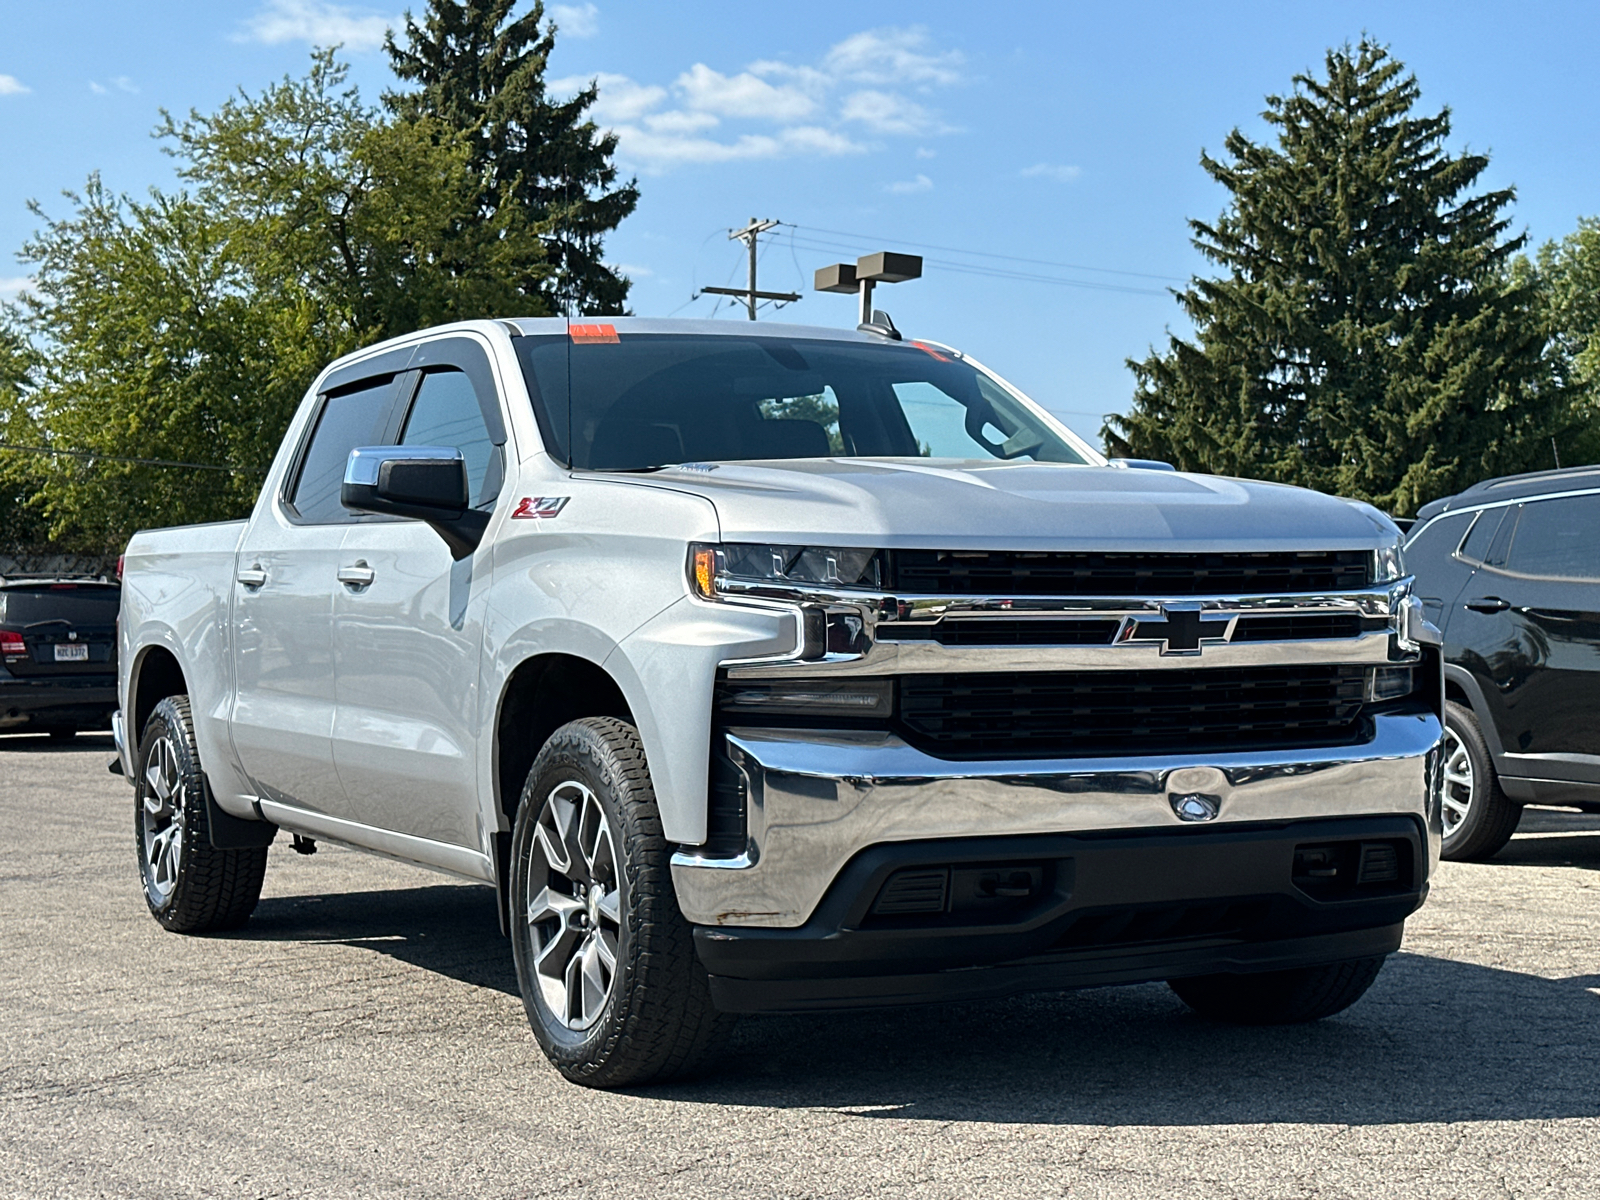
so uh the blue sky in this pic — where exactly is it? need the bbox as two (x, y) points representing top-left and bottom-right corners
(2, 0), (1597, 448)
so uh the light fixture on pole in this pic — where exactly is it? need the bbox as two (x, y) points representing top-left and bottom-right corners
(815, 251), (923, 329)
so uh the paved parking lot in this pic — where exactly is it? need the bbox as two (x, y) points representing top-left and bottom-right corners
(2, 733), (1598, 1199)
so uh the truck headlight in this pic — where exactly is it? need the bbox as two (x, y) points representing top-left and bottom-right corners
(1373, 541), (1406, 584)
(690, 543), (883, 599)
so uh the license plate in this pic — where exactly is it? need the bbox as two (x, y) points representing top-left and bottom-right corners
(54, 643), (88, 662)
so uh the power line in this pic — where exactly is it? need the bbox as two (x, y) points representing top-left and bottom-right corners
(785, 234), (1169, 296)
(0, 442), (263, 475)
(787, 223), (1189, 284)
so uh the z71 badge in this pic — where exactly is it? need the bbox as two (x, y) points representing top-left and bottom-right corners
(511, 496), (569, 519)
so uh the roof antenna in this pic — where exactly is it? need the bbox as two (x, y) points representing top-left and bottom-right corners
(860, 310), (901, 340)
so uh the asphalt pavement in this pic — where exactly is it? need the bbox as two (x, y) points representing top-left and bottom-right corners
(3, 732), (1598, 1199)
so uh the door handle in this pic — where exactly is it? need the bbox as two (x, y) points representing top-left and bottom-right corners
(1464, 596), (1511, 613)
(237, 565), (267, 589)
(337, 562), (375, 588)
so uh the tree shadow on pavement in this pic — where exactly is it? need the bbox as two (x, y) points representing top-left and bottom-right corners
(238, 881), (1600, 1127)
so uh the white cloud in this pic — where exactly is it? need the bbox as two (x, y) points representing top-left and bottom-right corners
(88, 77), (138, 95)
(553, 25), (961, 173)
(822, 27), (964, 86)
(840, 89), (947, 136)
(676, 64), (816, 121)
(551, 72), (666, 123)
(237, 0), (396, 50)
(612, 262), (653, 278)
(0, 74), (30, 96)
(643, 109), (719, 135)
(548, 3), (599, 37)
(1021, 162), (1083, 183)
(0, 277), (34, 300)
(884, 173), (933, 195)
(915, 146), (936, 159)
(610, 123), (865, 170)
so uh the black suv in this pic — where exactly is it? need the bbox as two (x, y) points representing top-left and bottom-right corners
(0, 574), (121, 740)
(1406, 465), (1600, 859)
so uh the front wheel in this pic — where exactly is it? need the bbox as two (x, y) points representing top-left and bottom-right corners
(1440, 700), (1522, 861)
(509, 717), (732, 1088)
(135, 696), (268, 932)
(1169, 955), (1386, 1024)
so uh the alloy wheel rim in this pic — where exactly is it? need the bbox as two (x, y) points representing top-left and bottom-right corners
(1441, 727), (1474, 839)
(141, 734), (186, 901)
(524, 780), (621, 1031)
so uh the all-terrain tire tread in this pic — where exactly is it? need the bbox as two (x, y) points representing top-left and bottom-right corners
(137, 696), (269, 934)
(515, 717), (733, 1088)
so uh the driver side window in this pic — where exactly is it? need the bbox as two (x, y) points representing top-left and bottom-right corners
(400, 368), (501, 508)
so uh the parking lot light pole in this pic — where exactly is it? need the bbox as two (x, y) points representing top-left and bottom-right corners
(815, 252), (924, 326)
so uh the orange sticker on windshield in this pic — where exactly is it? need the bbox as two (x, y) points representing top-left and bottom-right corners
(570, 323), (620, 344)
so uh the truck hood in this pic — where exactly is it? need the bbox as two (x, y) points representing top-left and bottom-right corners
(621, 459), (1395, 553)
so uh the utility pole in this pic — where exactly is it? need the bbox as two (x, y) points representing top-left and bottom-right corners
(700, 218), (802, 319)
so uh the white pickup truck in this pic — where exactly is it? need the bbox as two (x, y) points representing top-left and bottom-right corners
(114, 316), (1443, 1087)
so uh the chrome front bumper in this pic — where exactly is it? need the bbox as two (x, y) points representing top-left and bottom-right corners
(670, 709), (1444, 928)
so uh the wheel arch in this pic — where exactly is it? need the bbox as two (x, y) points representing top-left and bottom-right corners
(130, 643), (188, 741)
(490, 652), (637, 933)
(1442, 664), (1508, 765)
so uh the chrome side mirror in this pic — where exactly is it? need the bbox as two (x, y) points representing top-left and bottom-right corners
(341, 446), (488, 560)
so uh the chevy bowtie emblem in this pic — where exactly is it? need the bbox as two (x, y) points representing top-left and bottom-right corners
(1116, 603), (1237, 656)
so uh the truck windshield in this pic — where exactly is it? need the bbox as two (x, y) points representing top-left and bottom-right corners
(515, 334), (1088, 471)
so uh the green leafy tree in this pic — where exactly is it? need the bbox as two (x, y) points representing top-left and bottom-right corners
(387, 0), (640, 316)
(1532, 217), (1600, 464)
(2, 51), (549, 551)
(1106, 40), (1577, 515)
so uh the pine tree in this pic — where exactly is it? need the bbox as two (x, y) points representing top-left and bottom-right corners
(1106, 40), (1575, 515)
(386, 0), (640, 317)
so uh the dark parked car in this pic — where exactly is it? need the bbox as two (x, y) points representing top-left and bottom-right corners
(0, 574), (121, 740)
(1407, 465), (1600, 859)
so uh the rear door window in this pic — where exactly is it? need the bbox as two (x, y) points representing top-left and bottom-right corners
(1503, 495), (1600, 580)
(1456, 508), (1507, 564)
(290, 377), (400, 523)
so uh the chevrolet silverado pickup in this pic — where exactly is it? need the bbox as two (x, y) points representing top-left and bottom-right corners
(114, 316), (1443, 1087)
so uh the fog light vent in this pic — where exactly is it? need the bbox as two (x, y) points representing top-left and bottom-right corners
(873, 868), (950, 915)
(1357, 842), (1400, 885)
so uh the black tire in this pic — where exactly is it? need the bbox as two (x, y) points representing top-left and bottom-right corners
(509, 717), (733, 1088)
(46, 728), (77, 742)
(1441, 700), (1522, 862)
(134, 695), (269, 933)
(1169, 955), (1387, 1024)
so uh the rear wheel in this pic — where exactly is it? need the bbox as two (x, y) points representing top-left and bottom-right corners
(1170, 955), (1386, 1024)
(1440, 700), (1522, 861)
(509, 717), (732, 1088)
(135, 696), (268, 932)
